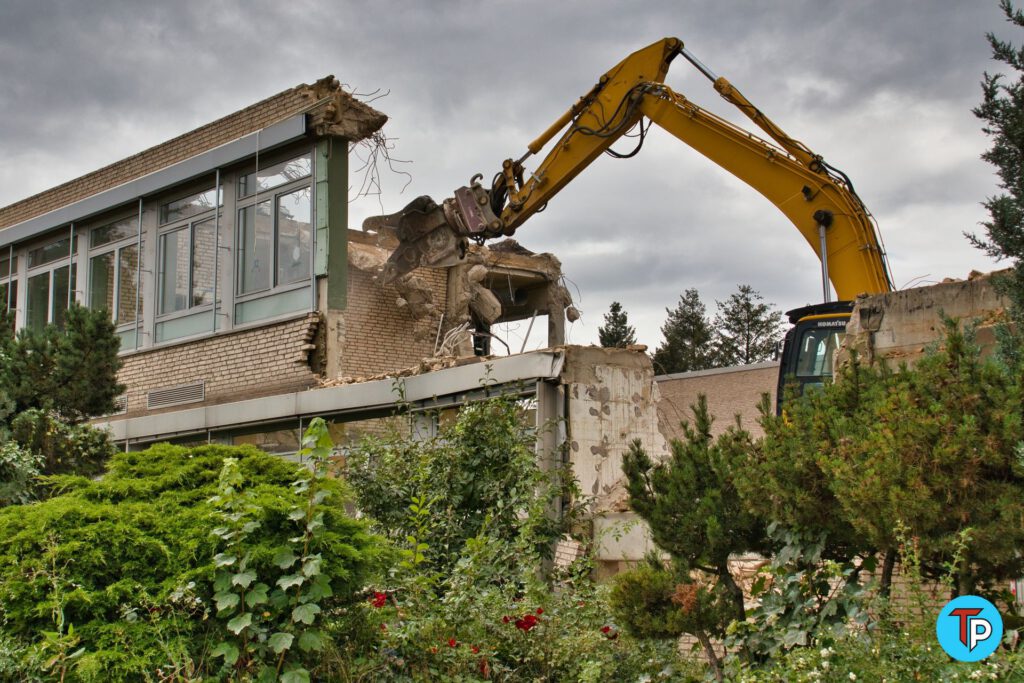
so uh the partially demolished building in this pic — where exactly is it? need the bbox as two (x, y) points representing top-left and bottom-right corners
(0, 78), (782, 573)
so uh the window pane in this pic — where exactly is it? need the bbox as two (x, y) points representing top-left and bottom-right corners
(159, 229), (189, 315)
(51, 264), (74, 331)
(0, 254), (12, 279)
(89, 252), (115, 314)
(160, 187), (221, 225)
(0, 280), (14, 332)
(191, 218), (216, 307)
(26, 272), (49, 332)
(238, 153), (312, 198)
(238, 201), (273, 294)
(118, 243), (140, 324)
(28, 236), (71, 268)
(91, 217), (136, 248)
(277, 188), (311, 286)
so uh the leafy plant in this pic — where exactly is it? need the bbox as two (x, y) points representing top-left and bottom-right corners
(725, 525), (872, 661)
(208, 419), (339, 682)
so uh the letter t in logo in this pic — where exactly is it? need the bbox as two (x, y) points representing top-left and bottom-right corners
(950, 607), (991, 650)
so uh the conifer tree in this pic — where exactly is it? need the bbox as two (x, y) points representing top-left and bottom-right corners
(971, 1), (1024, 313)
(598, 301), (637, 348)
(0, 303), (123, 424)
(713, 285), (784, 366)
(623, 395), (770, 624)
(651, 289), (716, 374)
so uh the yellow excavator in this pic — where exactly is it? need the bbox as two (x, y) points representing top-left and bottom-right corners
(365, 37), (895, 408)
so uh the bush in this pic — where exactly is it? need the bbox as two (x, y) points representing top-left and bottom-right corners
(0, 440), (382, 681)
(11, 409), (115, 479)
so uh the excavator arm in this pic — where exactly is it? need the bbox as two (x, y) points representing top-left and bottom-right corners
(367, 37), (893, 300)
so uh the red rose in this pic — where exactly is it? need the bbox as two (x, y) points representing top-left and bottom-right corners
(370, 591), (387, 608)
(502, 615), (511, 624)
(600, 625), (611, 634)
(535, 608), (544, 615)
(515, 614), (539, 632)
(448, 638), (458, 648)
(471, 645), (480, 654)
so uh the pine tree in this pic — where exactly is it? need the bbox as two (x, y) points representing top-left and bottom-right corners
(622, 395), (770, 625)
(651, 289), (716, 374)
(53, 304), (126, 422)
(0, 303), (123, 424)
(971, 1), (1024, 313)
(713, 285), (784, 366)
(597, 301), (637, 348)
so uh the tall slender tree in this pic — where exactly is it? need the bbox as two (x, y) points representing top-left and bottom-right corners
(598, 301), (637, 348)
(652, 289), (716, 374)
(713, 285), (784, 366)
(970, 1), (1024, 315)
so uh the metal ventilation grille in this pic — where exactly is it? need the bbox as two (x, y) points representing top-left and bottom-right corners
(147, 381), (205, 410)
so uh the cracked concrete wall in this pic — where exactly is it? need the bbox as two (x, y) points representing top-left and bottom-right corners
(559, 346), (670, 571)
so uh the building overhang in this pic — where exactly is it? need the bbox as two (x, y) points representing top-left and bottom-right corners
(96, 349), (565, 445)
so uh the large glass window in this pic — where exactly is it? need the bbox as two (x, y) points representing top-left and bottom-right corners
(160, 187), (222, 225)
(238, 153), (311, 198)
(88, 218), (142, 349)
(159, 216), (219, 315)
(237, 188), (311, 296)
(26, 233), (75, 333)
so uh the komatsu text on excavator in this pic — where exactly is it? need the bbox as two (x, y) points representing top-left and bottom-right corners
(365, 37), (895, 410)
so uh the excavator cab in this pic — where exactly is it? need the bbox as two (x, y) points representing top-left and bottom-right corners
(775, 301), (853, 413)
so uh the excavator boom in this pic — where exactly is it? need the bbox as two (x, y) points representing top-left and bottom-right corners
(367, 37), (893, 300)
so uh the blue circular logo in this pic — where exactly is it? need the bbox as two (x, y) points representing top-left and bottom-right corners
(936, 595), (1003, 662)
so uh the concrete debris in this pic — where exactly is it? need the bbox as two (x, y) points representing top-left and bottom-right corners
(487, 239), (535, 256)
(321, 354), (489, 387)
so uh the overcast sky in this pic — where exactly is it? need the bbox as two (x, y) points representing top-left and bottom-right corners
(0, 0), (1015, 352)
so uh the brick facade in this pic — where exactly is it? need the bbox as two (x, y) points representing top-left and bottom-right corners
(117, 314), (319, 418)
(0, 76), (385, 231)
(656, 362), (778, 440)
(338, 267), (448, 379)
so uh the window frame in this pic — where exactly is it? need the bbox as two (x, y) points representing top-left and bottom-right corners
(24, 228), (76, 332)
(156, 197), (220, 324)
(234, 151), (313, 305)
(0, 248), (17, 325)
(87, 214), (142, 335)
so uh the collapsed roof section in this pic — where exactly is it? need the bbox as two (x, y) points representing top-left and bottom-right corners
(338, 230), (578, 383)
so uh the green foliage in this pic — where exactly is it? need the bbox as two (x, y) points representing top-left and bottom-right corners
(0, 303), (124, 424)
(971, 1), (1024, 316)
(712, 284), (784, 366)
(726, 632), (1024, 683)
(623, 394), (769, 625)
(209, 419), (340, 682)
(10, 409), (115, 479)
(598, 301), (637, 348)
(347, 395), (572, 575)
(823, 322), (1024, 594)
(733, 373), (878, 564)
(652, 288), (716, 373)
(0, 439), (381, 681)
(752, 322), (1024, 595)
(725, 525), (872, 660)
(0, 440), (41, 506)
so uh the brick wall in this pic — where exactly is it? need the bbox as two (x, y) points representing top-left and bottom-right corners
(656, 362), (778, 440)
(0, 77), (385, 230)
(116, 313), (319, 418)
(338, 267), (448, 378)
